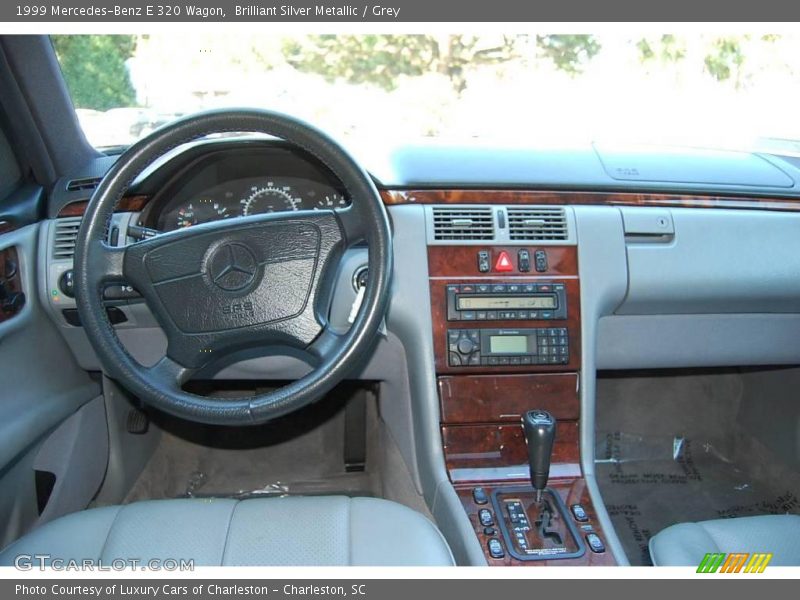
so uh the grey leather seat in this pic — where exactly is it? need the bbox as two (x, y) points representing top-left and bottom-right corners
(649, 514), (800, 566)
(0, 496), (454, 566)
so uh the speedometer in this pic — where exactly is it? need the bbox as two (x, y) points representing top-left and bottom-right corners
(240, 184), (301, 216)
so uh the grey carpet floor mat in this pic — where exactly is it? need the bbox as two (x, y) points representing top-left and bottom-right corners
(595, 371), (800, 566)
(125, 398), (378, 503)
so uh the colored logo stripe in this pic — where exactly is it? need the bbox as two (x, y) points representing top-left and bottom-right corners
(744, 553), (773, 573)
(697, 553), (726, 573)
(697, 552), (772, 573)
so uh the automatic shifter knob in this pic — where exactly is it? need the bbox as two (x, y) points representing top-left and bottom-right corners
(522, 409), (556, 502)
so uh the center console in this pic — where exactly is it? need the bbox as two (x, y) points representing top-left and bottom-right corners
(428, 217), (614, 566)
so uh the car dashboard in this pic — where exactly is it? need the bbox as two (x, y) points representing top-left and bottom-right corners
(34, 137), (800, 567)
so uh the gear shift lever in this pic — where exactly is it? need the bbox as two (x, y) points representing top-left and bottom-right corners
(522, 409), (556, 503)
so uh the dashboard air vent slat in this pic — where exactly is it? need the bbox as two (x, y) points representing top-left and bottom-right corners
(65, 176), (102, 192)
(507, 207), (568, 241)
(432, 207), (494, 241)
(52, 217), (82, 260)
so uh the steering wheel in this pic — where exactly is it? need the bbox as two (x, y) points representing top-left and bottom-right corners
(74, 109), (392, 425)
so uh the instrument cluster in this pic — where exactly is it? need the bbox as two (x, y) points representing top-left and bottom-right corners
(141, 144), (351, 233)
(157, 177), (348, 231)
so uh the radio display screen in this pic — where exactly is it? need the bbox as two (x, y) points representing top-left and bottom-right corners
(457, 295), (557, 310)
(489, 335), (528, 354)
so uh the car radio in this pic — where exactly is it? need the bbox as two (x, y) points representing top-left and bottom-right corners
(447, 327), (569, 367)
(446, 282), (567, 322)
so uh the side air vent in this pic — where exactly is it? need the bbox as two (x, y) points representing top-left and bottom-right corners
(507, 207), (568, 241)
(432, 207), (494, 241)
(65, 176), (102, 192)
(52, 217), (82, 260)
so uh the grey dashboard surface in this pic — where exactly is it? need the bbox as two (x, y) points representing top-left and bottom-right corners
(48, 140), (800, 219)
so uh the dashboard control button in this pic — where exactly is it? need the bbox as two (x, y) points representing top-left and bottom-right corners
(586, 533), (606, 553)
(59, 270), (75, 298)
(478, 509), (495, 527)
(487, 538), (505, 559)
(448, 352), (462, 366)
(571, 504), (589, 522)
(534, 249), (548, 272)
(491, 284), (507, 293)
(494, 251), (514, 272)
(518, 249), (531, 272)
(472, 487), (489, 505)
(477, 250), (490, 273)
(457, 338), (475, 354)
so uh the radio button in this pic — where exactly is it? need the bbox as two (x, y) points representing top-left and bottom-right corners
(499, 357), (510, 365)
(468, 354), (481, 366)
(523, 284), (537, 293)
(508, 284), (521, 293)
(462, 311), (476, 320)
(457, 339), (475, 354)
(489, 357), (499, 366)
(528, 310), (538, 319)
(447, 284), (460, 293)
(510, 357), (521, 365)
(461, 284), (476, 293)
(476, 312), (487, 320)
(491, 284), (507, 293)
(468, 330), (480, 341)
(521, 356), (532, 365)
(477, 284), (491, 293)
(486, 311), (497, 320)
(448, 330), (461, 342)
(517, 311), (528, 319)
(449, 352), (462, 366)
(539, 284), (552, 292)
(540, 311), (554, 319)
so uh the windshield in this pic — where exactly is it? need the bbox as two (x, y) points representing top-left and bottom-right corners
(52, 33), (800, 154)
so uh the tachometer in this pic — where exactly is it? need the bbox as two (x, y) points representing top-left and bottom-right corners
(240, 183), (301, 216)
(175, 198), (230, 228)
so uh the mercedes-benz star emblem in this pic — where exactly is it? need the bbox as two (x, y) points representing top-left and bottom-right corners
(208, 243), (258, 291)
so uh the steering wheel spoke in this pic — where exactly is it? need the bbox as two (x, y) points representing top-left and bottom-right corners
(147, 355), (197, 389)
(307, 328), (346, 363)
(335, 205), (368, 244)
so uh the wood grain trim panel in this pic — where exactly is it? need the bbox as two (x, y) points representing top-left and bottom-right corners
(57, 195), (150, 218)
(456, 480), (616, 566)
(442, 420), (580, 474)
(382, 189), (800, 212)
(439, 373), (579, 424)
(428, 245), (578, 279)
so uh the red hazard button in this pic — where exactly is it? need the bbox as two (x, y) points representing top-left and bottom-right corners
(494, 251), (514, 272)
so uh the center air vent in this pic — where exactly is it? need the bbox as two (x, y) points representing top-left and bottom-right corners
(507, 207), (568, 241)
(65, 177), (102, 193)
(432, 207), (494, 241)
(52, 217), (82, 260)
